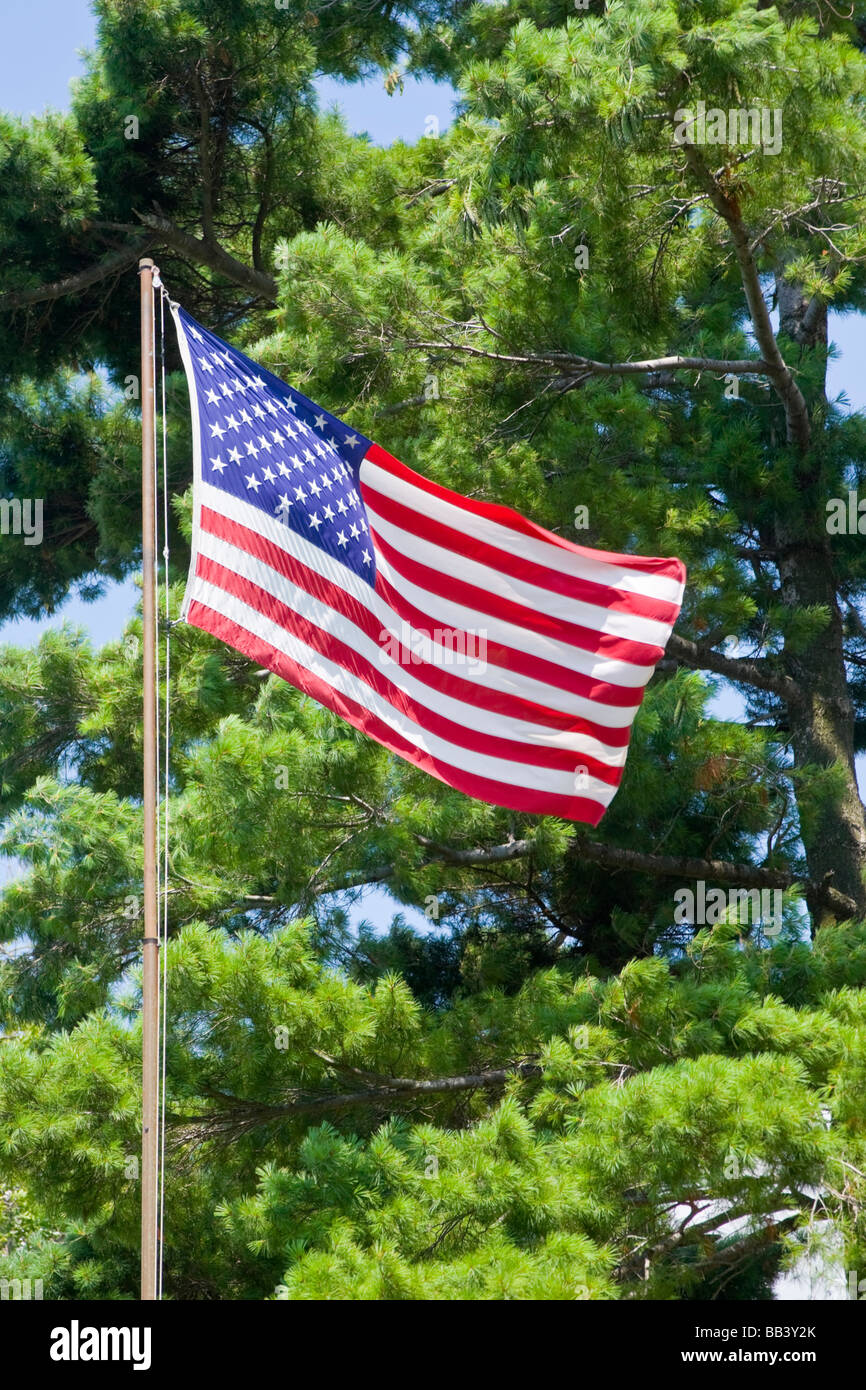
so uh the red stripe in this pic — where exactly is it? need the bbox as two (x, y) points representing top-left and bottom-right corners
(364, 441), (687, 585)
(201, 504), (640, 734)
(186, 598), (610, 825)
(194, 553), (624, 786)
(361, 480), (681, 626)
(370, 523), (666, 668)
(373, 566), (640, 729)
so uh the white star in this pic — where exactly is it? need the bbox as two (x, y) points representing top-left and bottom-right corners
(337, 530), (348, 548)
(271, 430), (284, 445)
(323, 504), (335, 522)
(245, 472), (261, 491)
(258, 434), (272, 453)
(275, 493), (291, 517)
(209, 421), (225, 440)
(337, 498), (348, 515)
(294, 485), (306, 502)
(220, 381), (233, 398)
(315, 442), (327, 458)
(210, 455), (227, 473)
(253, 375), (265, 388)
(303, 448), (315, 463)
(308, 512), (322, 531)
(233, 377), (245, 392)
(225, 414), (240, 432)
(285, 396), (298, 412)
(284, 423), (297, 441)
(228, 447), (243, 465)
(266, 400), (279, 415)
(277, 460), (291, 477)
(239, 409), (252, 426)
(246, 439), (260, 458)
(328, 437), (339, 450)
(189, 325), (204, 342)
(320, 473), (333, 491)
(350, 523), (360, 539)
(262, 465), (276, 484)
(308, 478), (321, 498)
(291, 454), (304, 471)
(314, 413), (327, 430)
(199, 355), (214, 374)
(362, 548), (372, 565)
(332, 467), (341, 481)
(210, 351), (223, 366)
(205, 388), (220, 406)
(253, 403), (266, 420)
(344, 433), (359, 449)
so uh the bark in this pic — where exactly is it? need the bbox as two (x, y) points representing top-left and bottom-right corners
(675, 137), (866, 920)
(775, 528), (866, 918)
(771, 288), (866, 918)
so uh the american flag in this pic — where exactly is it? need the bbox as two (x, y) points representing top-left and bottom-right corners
(172, 306), (685, 825)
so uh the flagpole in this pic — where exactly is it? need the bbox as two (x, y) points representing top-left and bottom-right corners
(139, 256), (160, 1301)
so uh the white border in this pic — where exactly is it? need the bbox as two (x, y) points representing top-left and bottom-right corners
(169, 302), (204, 621)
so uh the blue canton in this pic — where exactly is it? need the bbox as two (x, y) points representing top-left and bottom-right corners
(179, 307), (375, 584)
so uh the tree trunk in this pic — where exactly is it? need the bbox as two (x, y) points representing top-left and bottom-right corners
(773, 287), (866, 919)
(776, 531), (866, 919)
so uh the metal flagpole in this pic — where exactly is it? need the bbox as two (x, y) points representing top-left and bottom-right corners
(139, 256), (160, 1301)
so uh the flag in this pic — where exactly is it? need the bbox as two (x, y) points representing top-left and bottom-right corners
(171, 305), (685, 825)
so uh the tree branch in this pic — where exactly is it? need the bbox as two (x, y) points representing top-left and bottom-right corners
(665, 633), (802, 703)
(168, 1061), (542, 1132)
(414, 834), (858, 920)
(134, 213), (277, 300)
(680, 143), (812, 451)
(0, 238), (153, 310)
(398, 336), (769, 382)
(193, 63), (216, 243)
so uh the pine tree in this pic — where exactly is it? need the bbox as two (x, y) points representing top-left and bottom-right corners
(2, 0), (866, 1300)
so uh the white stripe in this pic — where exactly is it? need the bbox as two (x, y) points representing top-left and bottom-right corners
(365, 498), (675, 650)
(372, 540), (654, 689)
(188, 575), (617, 806)
(361, 456), (686, 607)
(196, 481), (645, 727)
(194, 529), (630, 768)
